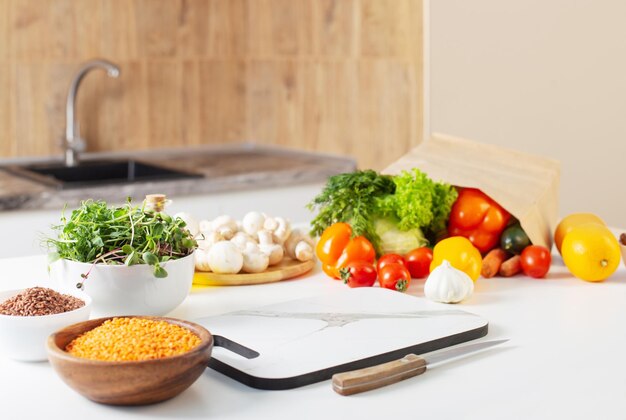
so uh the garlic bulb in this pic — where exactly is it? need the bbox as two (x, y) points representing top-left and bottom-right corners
(424, 260), (474, 304)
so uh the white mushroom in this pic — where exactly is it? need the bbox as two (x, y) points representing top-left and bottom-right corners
(231, 231), (256, 251)
(258, 230), (284, 266)
(194, 249), (212, 272)
(242, 211), (266, 236)
(173, 212), (199, 237)
(207, 241), (243, 274)
(271, 217), (291, 244)
(284, 229), (315, 262)
(241, 242), (269, 273)
(197, 230), (224, 251)
(263, 217), (279, 232)
(211, 215), (238, 240)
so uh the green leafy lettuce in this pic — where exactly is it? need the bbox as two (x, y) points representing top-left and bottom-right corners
(375, 169), (458, 241)
(373, 218), (428, 256)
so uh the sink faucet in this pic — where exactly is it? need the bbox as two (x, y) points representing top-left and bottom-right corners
(64, 59), (120, 167)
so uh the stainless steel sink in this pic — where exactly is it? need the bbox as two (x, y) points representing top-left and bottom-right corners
(5, 160), (203, 189)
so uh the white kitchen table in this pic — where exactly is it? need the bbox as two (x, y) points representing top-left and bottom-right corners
(1, 252), (625, 420)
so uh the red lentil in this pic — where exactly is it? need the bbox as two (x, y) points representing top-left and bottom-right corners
(65, 317), (201, 361)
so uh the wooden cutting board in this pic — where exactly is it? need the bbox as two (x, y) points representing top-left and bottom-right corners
(195, 288), (488, 389)
(193, 258), (315, 286)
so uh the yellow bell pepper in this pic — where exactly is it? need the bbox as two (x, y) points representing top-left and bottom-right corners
(430, 236), (482, 281)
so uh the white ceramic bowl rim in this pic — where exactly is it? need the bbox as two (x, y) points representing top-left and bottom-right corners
(52, 252), (195, 269)
(0, 288), (92, 320)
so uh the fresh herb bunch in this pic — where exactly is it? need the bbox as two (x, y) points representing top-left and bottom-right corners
(46, 199), (197, 279)
(307, 170), (396, 251)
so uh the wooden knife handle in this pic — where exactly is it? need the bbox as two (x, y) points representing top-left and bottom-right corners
(332, 354), (427, 396)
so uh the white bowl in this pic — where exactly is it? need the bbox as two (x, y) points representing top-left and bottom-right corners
(49, 253), (195, 318)
(0, 288), (92, 362)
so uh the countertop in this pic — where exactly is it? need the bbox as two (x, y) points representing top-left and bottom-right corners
(2, 179), (625, 419)
(0, 144), (356, 211)
(2, 253), (626, 419)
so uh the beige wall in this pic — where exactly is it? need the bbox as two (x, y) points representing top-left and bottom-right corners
(430, 0), (626, 227)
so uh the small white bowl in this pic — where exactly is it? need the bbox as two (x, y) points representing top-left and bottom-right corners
(0, 288), (92, 362)
(49, 253), (195, 318)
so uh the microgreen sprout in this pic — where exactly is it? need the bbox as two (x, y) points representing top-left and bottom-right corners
(46, 199), (197, 288)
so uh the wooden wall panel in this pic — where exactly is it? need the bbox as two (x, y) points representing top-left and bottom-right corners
(0, 63), (12, 157)
(0, 0), (9, 60)
(198, 60), (247, 142)
(360, 0), (410, 57)
(358, 61), (414, 164)
(0, 0), (424, 170)
(312, 0), (356, 56)
(247, 0), (314, 56)
(301, 62), (359, 156)
(100, 1), (137, 59)
(247, 0), (424, 169)
(206, 0), (248, 57)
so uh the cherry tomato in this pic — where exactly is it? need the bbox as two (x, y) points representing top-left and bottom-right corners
(520, 245), (551, 278)
(339, 261), (377, 288)
(377, 254), (407, 273)
(405, 247), (433, 279)
(315, 223), (352, 265)
(379, 263), (411, 292)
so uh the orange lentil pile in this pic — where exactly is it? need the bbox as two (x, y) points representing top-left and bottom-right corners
(65, 317), (201, 362)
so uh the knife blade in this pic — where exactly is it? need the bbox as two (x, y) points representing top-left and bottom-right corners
(332, 339), (508, 396)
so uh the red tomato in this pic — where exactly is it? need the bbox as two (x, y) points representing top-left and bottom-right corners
(520, 245), (552, 278)
(377, 254), (407, 273)
(379, 263), (411, 292)
(339, 261), (377, 288)
(404, 247), (433, 279)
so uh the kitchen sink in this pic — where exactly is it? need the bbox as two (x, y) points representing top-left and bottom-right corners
(5, 160), (203, 189)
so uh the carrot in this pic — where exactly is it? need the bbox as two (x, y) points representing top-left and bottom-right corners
(481, 248), (507, 278)
(499, 255), (522, 277)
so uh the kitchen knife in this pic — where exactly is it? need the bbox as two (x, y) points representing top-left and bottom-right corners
(332, 339), (508, 396)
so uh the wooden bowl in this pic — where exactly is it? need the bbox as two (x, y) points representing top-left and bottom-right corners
(46, 316), (213, 406)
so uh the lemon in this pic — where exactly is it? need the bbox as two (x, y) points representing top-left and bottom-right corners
(561, 223), (620, 282)
(554, 213), (605, 255)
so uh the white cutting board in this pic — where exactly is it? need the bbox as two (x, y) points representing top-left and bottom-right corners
(195, 288), (488, 389)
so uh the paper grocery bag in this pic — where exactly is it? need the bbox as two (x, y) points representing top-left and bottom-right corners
(382, 133), (561, 249)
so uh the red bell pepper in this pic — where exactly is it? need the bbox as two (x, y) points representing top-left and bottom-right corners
(447, 188), (510, 253)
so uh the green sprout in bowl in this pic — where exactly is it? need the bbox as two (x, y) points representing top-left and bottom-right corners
(46, 198), (197, 288)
